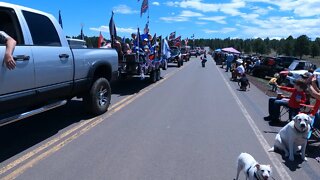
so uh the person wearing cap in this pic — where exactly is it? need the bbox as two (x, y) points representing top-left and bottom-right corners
(0, 31), (16, 70)
(235, 59), (245, 76)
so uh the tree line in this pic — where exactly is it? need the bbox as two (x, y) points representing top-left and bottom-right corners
(70, 34), (320, 59)
(191, 35), (320, 59)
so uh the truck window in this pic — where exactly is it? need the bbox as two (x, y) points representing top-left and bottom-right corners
(0, 8), (24, 45)
(22, 11), (61, 46)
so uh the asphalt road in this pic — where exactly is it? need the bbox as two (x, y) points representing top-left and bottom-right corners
(0, 56), (319, 180)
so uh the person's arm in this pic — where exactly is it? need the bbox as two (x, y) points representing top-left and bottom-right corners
(279, 86), (295, 92)
(311, 76), (320, 93)
(1, 32), (16, 70)
(309, 85), (320, 100)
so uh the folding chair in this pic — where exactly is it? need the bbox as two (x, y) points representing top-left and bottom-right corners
(279, 105), (290, 122)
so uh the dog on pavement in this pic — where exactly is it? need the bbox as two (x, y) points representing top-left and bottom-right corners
(234, 152), (272, 180)
(268, 113), (312, 161)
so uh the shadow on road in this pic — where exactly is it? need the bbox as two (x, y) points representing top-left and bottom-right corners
(0, 100), (93, 163)
(0, 78), (157, 163)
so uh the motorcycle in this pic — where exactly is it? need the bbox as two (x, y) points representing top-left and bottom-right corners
(201, 57), (207, 67)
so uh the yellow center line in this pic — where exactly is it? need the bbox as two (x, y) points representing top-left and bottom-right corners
(1, 61), (192, 179)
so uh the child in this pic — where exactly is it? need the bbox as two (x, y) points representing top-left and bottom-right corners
(269, 73), (279, 92)
(238, 73), (250, 91)
(264, 78), (307, 122)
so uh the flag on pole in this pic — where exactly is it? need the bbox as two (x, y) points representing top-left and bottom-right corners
(109, 11), (117, 48)
(162, 38), (171, 58)
(151, 33), (157, 46)
(58, 10), (63, 29)
(98, 32), (104, 48)
(80, 26), (84, 40)
(169, 31), (176, 40)
(174, 36), (181, 47)
(140, 0), (149, 17)
(144, 21), (149, 34)
(185, 38), (189, 46)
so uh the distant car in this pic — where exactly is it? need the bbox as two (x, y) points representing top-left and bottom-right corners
(190, 49), (198, 57)
(281, 60), (317, 86)
(180, 47), (190, 62)
(168, 46), (183, 67)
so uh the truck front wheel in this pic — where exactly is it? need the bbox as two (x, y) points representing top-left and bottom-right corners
(84, 78), (111, 115)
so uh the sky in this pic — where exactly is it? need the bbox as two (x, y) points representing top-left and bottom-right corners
(4, 0), (320, 40)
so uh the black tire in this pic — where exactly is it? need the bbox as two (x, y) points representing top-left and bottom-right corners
(156, 69), (161, 81)
(181, 60), (184, 66)
(177, 61), (181, 67)
(150, 70), (157, 83)
(84, 78), (111, 115)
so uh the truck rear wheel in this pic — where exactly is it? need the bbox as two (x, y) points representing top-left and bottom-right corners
(84, 77), (111, 115)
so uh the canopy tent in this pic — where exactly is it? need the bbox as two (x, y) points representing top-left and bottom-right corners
(214, 48), (221, 52)
(222, 47), (240, 54)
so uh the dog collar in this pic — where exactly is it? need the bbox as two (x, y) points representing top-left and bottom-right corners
(246, 165), (263, 180)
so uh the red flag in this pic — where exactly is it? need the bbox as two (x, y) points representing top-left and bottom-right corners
(98, 32), (104, 48)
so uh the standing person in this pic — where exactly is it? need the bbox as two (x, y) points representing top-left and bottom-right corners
(225, 53), (234, 72)
(0, 31), (16, 70)
(264, 78), (307, 122)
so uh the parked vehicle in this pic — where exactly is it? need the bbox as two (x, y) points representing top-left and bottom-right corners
(0, 2), (118, 126)
(168, 46), (183, 67)
(276, 56), (300, 68)
(281, 60), (317, 86)
(251, 57), (284, 78)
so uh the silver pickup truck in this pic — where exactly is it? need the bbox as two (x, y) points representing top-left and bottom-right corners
(0, 2), (118, 126)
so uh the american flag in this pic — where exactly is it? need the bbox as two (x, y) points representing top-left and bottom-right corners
(169, 31), (176, 40)
(140, 0), (148, 17)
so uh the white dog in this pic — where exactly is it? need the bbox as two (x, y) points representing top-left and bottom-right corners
(235, 152), (272, 180)
(269, 113), (312, 161)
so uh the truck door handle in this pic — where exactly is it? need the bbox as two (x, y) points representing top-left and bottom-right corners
(59, 54), (69, 58)
(13, 55), (30, 61)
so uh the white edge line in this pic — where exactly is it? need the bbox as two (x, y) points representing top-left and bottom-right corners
(215, 65), (291, 180)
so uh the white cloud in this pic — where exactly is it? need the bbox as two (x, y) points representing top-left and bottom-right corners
(195, 21), (208, 25)
(199, 16), (227, 24)
(90, 26), (136, 34)
(113, 5), (138, 14)
(160, 10), (203, 22)
(203, 27), (236, 34)
(160, 16), (189, 22)
(152, 2), (160, 6)
(180, 10), (203, 17)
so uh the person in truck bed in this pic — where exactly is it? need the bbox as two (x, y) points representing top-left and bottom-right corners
(0, 31), (16, 70)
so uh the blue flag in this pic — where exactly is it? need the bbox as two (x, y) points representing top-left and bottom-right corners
(58, 10), (63, 29)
